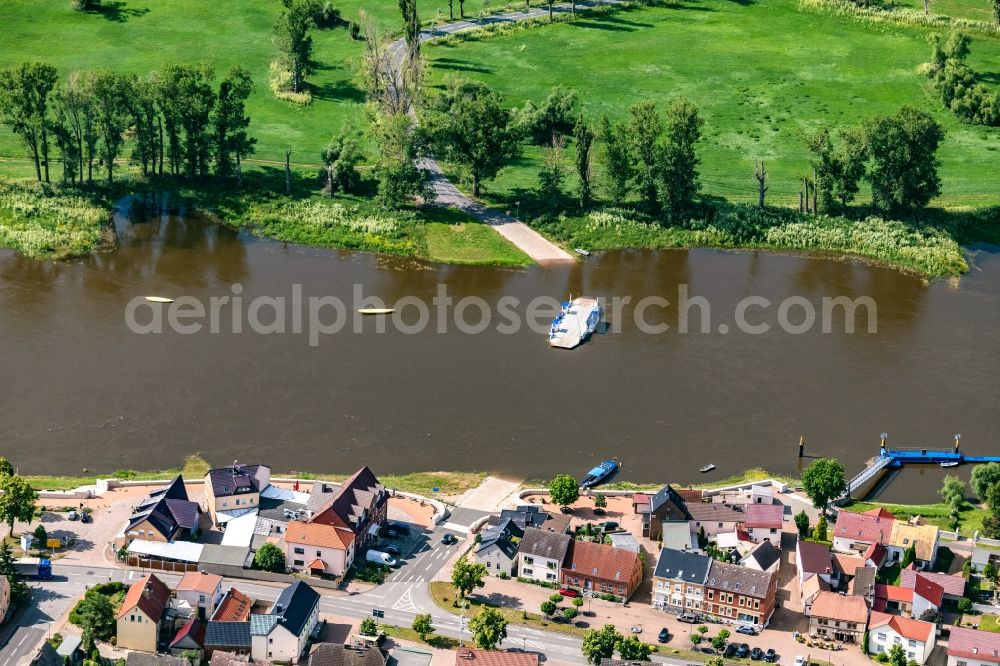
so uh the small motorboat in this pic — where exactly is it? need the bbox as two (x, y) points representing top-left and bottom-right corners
(700, 464), (716, 473)
(145, 296), (174, 303)
(574, 248), (591, 257)
(581, 459), (619, 489)
(940, 461), (960, 468)
(358, 308), (394, 315)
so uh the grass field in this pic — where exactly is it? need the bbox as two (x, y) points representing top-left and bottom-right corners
(423, 0), (1000, 207)
(422, 207), (532, 265)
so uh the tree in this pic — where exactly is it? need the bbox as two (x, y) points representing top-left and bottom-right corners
(599, 114), (631, 206)
(627, 100), (663, 211)
(983, 513), (1000, 540)
(574, 117), (595, 209)
(805, 127), (865, 213)
(541, 600), (557, 616)
(593, 493), (607, 509)
(451, 556), (486, 599)
(582, 624), (622, 665)
(412, 613), (434, 640)
(697, 525), (708, 549)
(984, 561), (998, 584)
(711, 629), (731, 652)
(957, 597), (973, 613)
(753, 160), (768, 208)
(0, 541), (28, 603)
(538, 134), (566, 209)
(658, 96), (703, 220)
(371, 112), (433, 208)
(253, 542), (285, 572)
(129, 78), (160, 179)
(74, 591), (116, 642)
(399, 0), (422, 99)
(919, 609), (943, 624)
(321, 128), (362, 196)
(691, 633), (703, 647)
(794, 510), (810, 537)
(548, 474), (580, 508)
(941, 475), (967, 508)
(812, 515), (829, 542)
(801, 458), (846, 511)
(987, 483), (1000, 515)
(971, 463), (1000, 501)
(862, 106), (944, 213)
(889, 642), (907, 666)
(274, 0), (318, 94)
(469, 606), (507, 650)
(901, 543), (917, 569)
(359, 12), (415, 116)
(0, 459), (13, 478)
(429, 78), (521, 198)
(90, 69), (134, 184)
(618, 635), (652, 661)
(360, 616), (378, 636)
(33, 524), (47, 547)
(0, 62), (59, 182)
(214, 66), (255, 182)
(563, 607), (578, 621)
(993, 0), (1000, 26)
(0, 474), (37, 537)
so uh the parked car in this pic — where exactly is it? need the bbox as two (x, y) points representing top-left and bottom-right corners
(598, 521), (620, 531)
(765, 648), (777, 662)
(559, 506), (574, 514)
(629, 625), (642, 634)
(737, 624), (759, 635)
(751, 647), (764, 661)
(558, 588), (580, 598)
(736, 644), (750, 659)
(677, 613), (701, 624)
(441, 533), (457, 545)
(658, 628), (670, 644)
(365, 550), (398, 567)
(388, 520), (412, 535)
(383, 529), (400, 539)
(67, 510), (79, 521)
(80, 512), (92, 524)
(724, 644), (739, 658)
(383, 545), (401, 556)
(593, 508), (607, 516)
(794, 656), (806, 666)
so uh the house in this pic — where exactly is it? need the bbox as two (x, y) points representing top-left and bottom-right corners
(561, 539), (643, 600)
(499, 506), (571, 535)
(633, 485), (692, 540)
(205, 621), (252, 659)
(868, 611), (937, 665)
(170, 617), (206, 656)
(716, 529), (755, 559)
(808, 591), (869, 643)
(800, 573), (829, 616)
(307, 643), (387, 666)
(205, 463), (271, 527)
(704, 560), (777, 627)
(864, 543), (890, 569)
(888, 521), (940, 570)
(289, 467), (388, 575)
(213, 587), (255, 623)
(476, 518), (524, 577)
(901, 564), (966, 601)
(518, 528), (571, 585)
(174, 571), (224, 619)
(947, 626), (1000, 666)
(850, 566), (877, 604)
(832, 508), (895, 555)
(453, 649), (540, 666)
(116, 574), (171, 653)
(251, 581), (320, 663)
(749, 484), (775, 505)
(741, 541), (781, 574)
(876, 574), (943, 618)
(661, 521), (698, 553)
(742, 504), (783, 547)
(796, 541), (834, 586)
(652, 548), (712, 613)
(284, 520), (357, 577)
(211, 652), (273, 666)
(687, 502), (745, 539)
(121, 475), (202, 544)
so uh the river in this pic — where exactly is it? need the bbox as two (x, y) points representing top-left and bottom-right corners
(1, 198), (998, 503)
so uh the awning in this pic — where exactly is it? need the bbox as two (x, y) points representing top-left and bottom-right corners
(308, 558), (327, 570)
(368, 523), (381, 537)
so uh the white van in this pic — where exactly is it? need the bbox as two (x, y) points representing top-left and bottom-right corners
(366, 549), (398, 567)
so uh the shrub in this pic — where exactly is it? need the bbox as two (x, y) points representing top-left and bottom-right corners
(360, 617), (378, 636)
(349, 21), (362, 39)
(313, 1), (343, 27)
(269, 61), (313, 105)
(0, 179), (107, 259)
(549, 593), (565, 603)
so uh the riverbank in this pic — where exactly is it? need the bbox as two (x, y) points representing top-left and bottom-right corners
(0, 179), (111, 260)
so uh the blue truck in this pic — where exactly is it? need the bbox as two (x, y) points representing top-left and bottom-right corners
(14, 557), (52, 580)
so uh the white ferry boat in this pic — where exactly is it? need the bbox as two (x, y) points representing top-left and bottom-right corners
(548, 296), (601, 349)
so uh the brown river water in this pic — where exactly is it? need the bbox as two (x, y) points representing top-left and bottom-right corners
(1, 198), (998, 503)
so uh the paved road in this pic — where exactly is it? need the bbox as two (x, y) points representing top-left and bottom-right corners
(387, 10), (590, 264)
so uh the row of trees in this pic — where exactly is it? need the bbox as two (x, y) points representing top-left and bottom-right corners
(925, 31), (999, 126)
(0, 61), (256, 186)
(970, 462), (1000, 538)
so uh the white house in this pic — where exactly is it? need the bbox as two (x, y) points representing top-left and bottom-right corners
(868, 612), (937, 665)
(687, 503), (744, 539)
(742, 541), (781, 574)
(652, 548), (712, 613)
(742, 503), (783, 547)
(173, 572), (224, 620)
(283, 521), (355, 577)
(475, 518), (523, 578)
(250, 581), (319, 663)
(948, 627), (1000, 666)
(517, 528), (571, 584)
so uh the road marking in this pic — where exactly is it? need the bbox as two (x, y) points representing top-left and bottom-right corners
(392, 587), (419, 613)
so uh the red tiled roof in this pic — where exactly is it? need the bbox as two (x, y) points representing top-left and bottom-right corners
(177, 572), (223, 595)
(869, 611), (934, 643)
(743, 504), (783, 529)
(834, 510), (894, 544)
(810, 591), (869, 623)
(455, 650), (540, 666)
(285, 520), (355, 550)
(797, 541), (832, 575)
(308, 558), (327, 570)
(900, 566), (966, 597)
(117, 574), (171, 621)
(912, 574), (944, 606)
(564, 540), (641, 585)
(948, 626), (1000, 663)
(171, 617), (206, 649)
(212, 588), (253, 622)
(863, 543), (888, 566)
(875, 584), (913, 603)
(832, 553), (866, 577)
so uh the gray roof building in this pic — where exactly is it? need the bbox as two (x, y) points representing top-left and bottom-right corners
(308, 643), (388, 666)
(653, 547), (712, 584)
(476, 518), (524, 560)
(705, 560), (774, 599)
(205, 621), (252, 649)
(518, 527), (572, 564)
